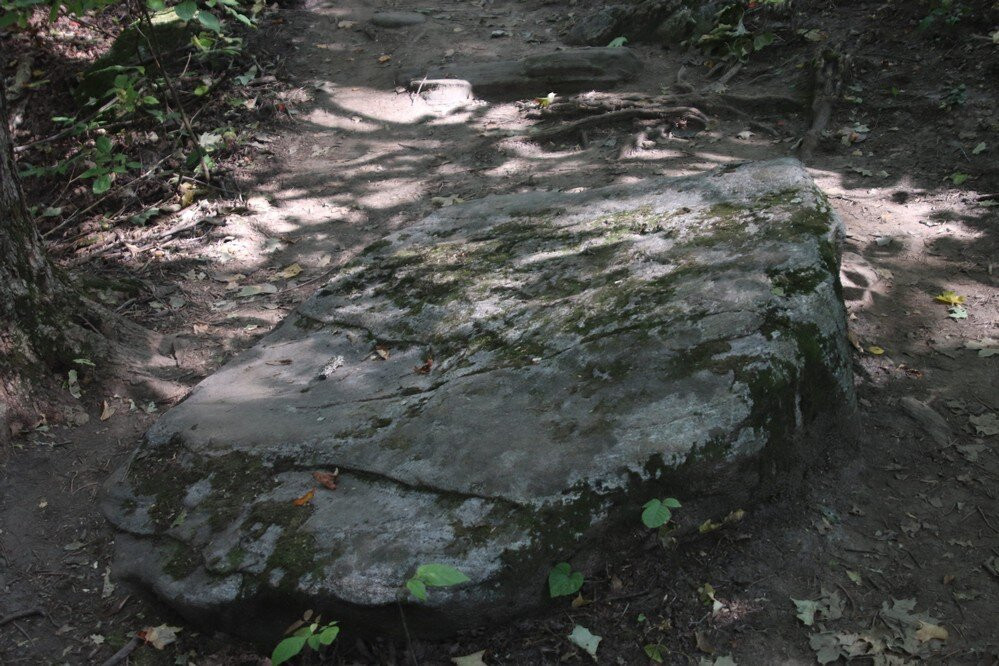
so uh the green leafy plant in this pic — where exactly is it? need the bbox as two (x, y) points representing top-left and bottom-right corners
(547, 562), (583, 598)
(405, 563), (469, 601)
(695, 2), (774, 62)
(939, 84), (966, 110)
(918, 0), (968, 31)
(80, 135), (142, 194)
(271, 616), (339, 666)
(607, 36), (628, 47)
(641, 497), (681, 529)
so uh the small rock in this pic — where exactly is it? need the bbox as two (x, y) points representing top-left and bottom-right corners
(370, 11), (426, 28)
(490, 29), (508, 38)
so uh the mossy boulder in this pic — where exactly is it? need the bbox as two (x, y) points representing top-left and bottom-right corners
(101, 159), (856, 641)
(75, 9), (192, 103)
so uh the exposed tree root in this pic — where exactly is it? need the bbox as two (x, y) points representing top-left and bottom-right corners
(523, 89), (805, 143)
(800, 49), (847, 161)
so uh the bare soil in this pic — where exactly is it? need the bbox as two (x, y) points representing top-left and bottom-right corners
(2, 0), (997, 664)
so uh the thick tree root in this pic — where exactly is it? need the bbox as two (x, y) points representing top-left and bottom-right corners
(523, 90), (805, 143)
(800, 49), (847, 161)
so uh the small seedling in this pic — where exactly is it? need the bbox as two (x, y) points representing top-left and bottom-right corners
(641, 497), (681, 529)
(405, 563), (469, 601)
(548, 562), (584, 598)
(271, 616), (339, 666)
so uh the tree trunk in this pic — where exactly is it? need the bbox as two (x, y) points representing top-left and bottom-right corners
(0, 77), (76, 428)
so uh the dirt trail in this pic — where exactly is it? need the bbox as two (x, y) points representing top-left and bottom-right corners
(2, 0), (997, 663)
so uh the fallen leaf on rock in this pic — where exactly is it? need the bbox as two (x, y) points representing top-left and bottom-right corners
(238, 283), (278, 297)
(378, 55), (391, 63)
(414, 358), (434, 375)
(868, 345), (885, 355)
(138, 624), (181, 649)
(567, 625), (601, 659)
(451, 651), (487, 666)
(846, 570), (862, 586)
(374, 345), (390, 360)
(266, 359), (294, 366)
(292, 488), (315, 506)
(99, 400), (115, 421)
(934, 290), (965, 305)
(915, 621), (948, 643)
(948, 305), (968, 320)
(969, 413), (999, 436)
(278, 263), (303, 279)
(101, 567), (115, 598)
(313, 469), (339, 490)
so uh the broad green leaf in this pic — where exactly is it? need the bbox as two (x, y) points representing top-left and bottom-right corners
(271, 636), (307, 666)
(317, 624), (339, 645)
(174, 0), (197, 21)
(406, 578), (428, 601)
(644, 643), (665, 663)
(641, 499), (672, 528)
(415, 563), (469, 587)
(547, 562), (583, 598)
(662, 497), (681, 509)
(93, 173), (112, 194)
(607, 36), (627, 47)
(196, 10), (222, 32)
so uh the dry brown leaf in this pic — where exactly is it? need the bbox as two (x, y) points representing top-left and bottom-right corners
(570, 593), (591, 608)
(414, 357), (434, 374)
(292, 488), (315, 506)
(266, 359), (294, 366)
(374, 345), (390, 360)
(313, 469), (339, 491)
(695, 629), (716, 654)
(99, 400), (115, 421)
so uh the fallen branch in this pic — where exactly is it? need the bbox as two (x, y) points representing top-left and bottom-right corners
(528, 106), (709, 142)
(0, 608), (42, 627)
(99, 636), (140, 666)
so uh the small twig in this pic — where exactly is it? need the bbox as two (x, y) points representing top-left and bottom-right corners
(133, 0), (210, 181)
(396, 601), (418, 666)
(529, 107), (708, 142)
(0, 608), (42, 627)
(977, 506), (999, 535)
(100, 636), (140, 666)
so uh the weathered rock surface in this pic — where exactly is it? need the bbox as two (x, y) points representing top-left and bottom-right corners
(564, 0), (721, 47)
(103, 159), (855, 641)
(399, 47), (642, 100)
(370, 11), (426, 28)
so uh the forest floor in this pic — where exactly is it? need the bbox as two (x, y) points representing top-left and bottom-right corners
(2, 0), (998, 664)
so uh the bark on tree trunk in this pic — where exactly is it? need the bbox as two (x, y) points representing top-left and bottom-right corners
(0, 76), (75, 426)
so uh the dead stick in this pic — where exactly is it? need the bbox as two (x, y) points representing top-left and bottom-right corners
(529, 107), (708, 142)
(0, 608), (42, 626)
(100, 636), (140, 666)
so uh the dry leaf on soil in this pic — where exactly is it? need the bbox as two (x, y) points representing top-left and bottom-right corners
(138, 624), (181, 650)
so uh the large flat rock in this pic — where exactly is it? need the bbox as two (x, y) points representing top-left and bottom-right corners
(398, 47), (642, 100)
(102, 159), (855, 640)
